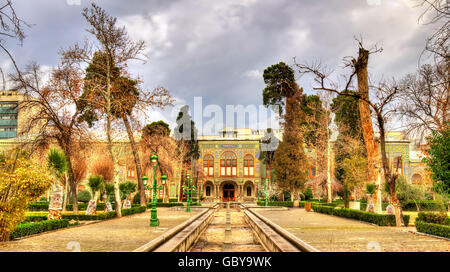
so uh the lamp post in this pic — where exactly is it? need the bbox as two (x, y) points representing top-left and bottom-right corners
(145, 153), (167, 227)
(182, 173), (196, 212)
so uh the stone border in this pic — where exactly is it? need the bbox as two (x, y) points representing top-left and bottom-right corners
(133, 205), (216, 252)
(247, 208), (320, 252)
(407, 230), (450, 242)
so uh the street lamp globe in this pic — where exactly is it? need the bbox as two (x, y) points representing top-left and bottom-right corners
(142, 175), (148, 186)
(151, 153), (158, 167)
(161, 174), (167, 186)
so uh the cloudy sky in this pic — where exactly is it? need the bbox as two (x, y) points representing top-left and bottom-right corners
(1, 0), (436, 134)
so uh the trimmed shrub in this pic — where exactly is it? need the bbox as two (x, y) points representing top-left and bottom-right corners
(169, 198), (178, 203)
(62, 211), (116, 221)
(312, 206), (410, 226)
(256, 201), (294, 207)
(146, 202), (183, 208)
(311, 204), (334, 215)
(401, 200), (446, 211)
(10, 219), (69, 239)
(415, 221), (450, 238)
(417, 212), (450, 225)
(122, 206), (146, 216)
(22, 215), (48, 223)
(77, 190), (91, 203)
(28, 202), (50, 211)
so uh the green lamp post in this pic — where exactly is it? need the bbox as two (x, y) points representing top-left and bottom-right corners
(146, 153), (167, 227)
(182, 173), (196, 212)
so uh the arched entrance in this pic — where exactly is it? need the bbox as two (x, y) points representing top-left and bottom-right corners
(222, 183), (235, 202)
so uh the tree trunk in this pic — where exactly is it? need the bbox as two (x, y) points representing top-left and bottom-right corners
(105, 59), (122, 218)
(123, 115), (146, 206)
(354, 47), (382, 214)
(66, 157), (78, 214)
(377, 114), (404, 227)
(62, 174), (69, 212)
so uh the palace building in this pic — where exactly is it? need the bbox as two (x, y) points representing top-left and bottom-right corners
(197, 128), (282, 203)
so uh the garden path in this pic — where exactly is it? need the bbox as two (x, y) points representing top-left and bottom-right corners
(0, 208), (199, 252)
(258, 208), (450, 252)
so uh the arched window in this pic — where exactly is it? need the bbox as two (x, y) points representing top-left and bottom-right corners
(246, 186), (252, 196)
(203, 154), (214, 177)
(244, 154), (254, 177)
(205, 186), (211, 196)
(220, 151), (237, 177)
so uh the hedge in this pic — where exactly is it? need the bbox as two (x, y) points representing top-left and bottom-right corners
(312, 205), (410, 226)
(401, 200), (446, 211)
(28, 202), (143, 211)
(415, 221), (450, 239)
(417, 212), (450, 225)
(257, 201), (294, 207)
(22, 215), (48, 223)
(62, 206), (147, 220)
(146, 202), (184, 208)
(10, 219), (69, 239)
(62, 211), (117, 221)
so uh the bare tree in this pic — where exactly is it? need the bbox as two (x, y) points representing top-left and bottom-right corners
(61, 3), (150, 217)
(415, 0), (449, 62)
(10, 61), (90, 214)
(296, 40), (407, 226)
(398, 63), (449, 139)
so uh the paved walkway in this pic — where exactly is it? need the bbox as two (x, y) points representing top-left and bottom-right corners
(257, 208), (450, 252)
(0, 208), (199, 252)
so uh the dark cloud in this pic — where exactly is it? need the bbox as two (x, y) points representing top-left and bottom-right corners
(1, 0), (435, 131)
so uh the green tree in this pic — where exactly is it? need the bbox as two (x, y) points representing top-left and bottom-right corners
(395, 175), (428, 212)
(119, 181), (137, 201)
(262, 62), (297, 115)
(47, 148), (68, 214)
(423, 128), (450, 195)
(331, 90), (367, 208)
(88, 175), (104, 202)
(48, 148), (68, 179)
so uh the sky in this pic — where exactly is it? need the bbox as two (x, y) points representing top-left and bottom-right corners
(0, 0), (437, 135)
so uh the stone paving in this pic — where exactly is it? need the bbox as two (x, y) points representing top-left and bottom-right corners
(257, 208), (450, 252)
(0, 208), (199, 252)
(190, 208), (266, 252)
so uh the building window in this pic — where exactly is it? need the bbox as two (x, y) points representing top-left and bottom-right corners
(206, 186), (211, 196)
(243, 154), (254, 177)
(127, 166), (135, 178)
(220, 151), (237, 177)
(203, 154), (214, 177)
(411, 174), (423, 185)
(246, 186), (252, 196)
(308, 166), (316, 178)
(393, 155), (403, 175)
